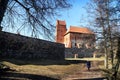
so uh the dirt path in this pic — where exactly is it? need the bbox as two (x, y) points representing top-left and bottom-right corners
(62, 61), (107, 80)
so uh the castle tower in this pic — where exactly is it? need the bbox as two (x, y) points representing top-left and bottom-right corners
(56, 20), (67, 44)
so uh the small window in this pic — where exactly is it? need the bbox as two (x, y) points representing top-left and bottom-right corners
(75, 43), (77, 47)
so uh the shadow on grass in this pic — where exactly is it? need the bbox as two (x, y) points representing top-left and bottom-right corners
(1, 58), (87, 66)
(0, 71), (58, 80)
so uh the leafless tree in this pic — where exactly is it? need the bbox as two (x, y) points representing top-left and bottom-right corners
(86, 0), (120, 69)
(0, 0), (71, 40)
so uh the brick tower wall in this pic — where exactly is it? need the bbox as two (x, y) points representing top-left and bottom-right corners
(56, 20), (67, 44)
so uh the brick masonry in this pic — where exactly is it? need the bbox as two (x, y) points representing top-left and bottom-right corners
(0, 31), (65, 60)
(65, 48), (95, 58)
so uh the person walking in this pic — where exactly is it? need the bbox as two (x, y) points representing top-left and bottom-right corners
(86, 61), (91, 71)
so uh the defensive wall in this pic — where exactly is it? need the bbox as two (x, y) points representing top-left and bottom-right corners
(65, 48), (95, 58)
(0, 31), (65, 60)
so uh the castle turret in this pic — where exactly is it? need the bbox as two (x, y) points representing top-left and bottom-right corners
(56, 20), (67, 44)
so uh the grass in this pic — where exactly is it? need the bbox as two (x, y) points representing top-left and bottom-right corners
(65, 57), (105, 61)
(0, 57), (108, 79)
(0, 58), (85, 79)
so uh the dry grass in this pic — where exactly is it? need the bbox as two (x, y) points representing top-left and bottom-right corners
(65, 57), (105, 61)
(1, 59), (84, 79)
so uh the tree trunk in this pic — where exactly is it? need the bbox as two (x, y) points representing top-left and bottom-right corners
(111, 37), (120, 80)
(104, 38), (108, 69)
(0, 0), (9, 26)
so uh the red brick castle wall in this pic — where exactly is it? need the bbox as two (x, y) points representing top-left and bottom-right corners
(56, 20), (67, 44)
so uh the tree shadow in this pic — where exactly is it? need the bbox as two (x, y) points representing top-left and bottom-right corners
(1, 58), (87, 66)
(0, 71), (58, 80)
(0, 58), (87, 80)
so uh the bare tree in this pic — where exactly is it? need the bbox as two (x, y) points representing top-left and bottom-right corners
(0, 0), (71, 40)
(86, 0), (120, 69)
(0, 0), (9, 25)
(108, 36), (119, 80)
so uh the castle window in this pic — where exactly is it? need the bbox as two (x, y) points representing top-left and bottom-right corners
(75, 43), (77, 47)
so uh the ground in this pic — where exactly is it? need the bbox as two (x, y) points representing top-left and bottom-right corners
(0, 58), (107, 80)
(62, 61), (107, 80)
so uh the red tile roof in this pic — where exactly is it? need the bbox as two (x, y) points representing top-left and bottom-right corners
(56, 20), (66, 25)
(65, 26), (94, 35)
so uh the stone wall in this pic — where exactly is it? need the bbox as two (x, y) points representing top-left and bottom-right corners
(0, 31), (65, 60)
(65, 48), (95, 58)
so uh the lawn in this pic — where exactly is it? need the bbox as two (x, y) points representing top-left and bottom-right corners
(0, 59), (86, 80)
(65, 57), (105, 61)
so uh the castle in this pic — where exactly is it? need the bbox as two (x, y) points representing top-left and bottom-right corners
(56, 20), (95, 48)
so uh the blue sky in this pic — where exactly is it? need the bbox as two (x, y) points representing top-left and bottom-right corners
(2, 0), (91, 40)
(55, 0), (90, 29)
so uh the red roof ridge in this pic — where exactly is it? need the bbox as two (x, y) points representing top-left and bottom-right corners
(65, 26), (94, 35)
